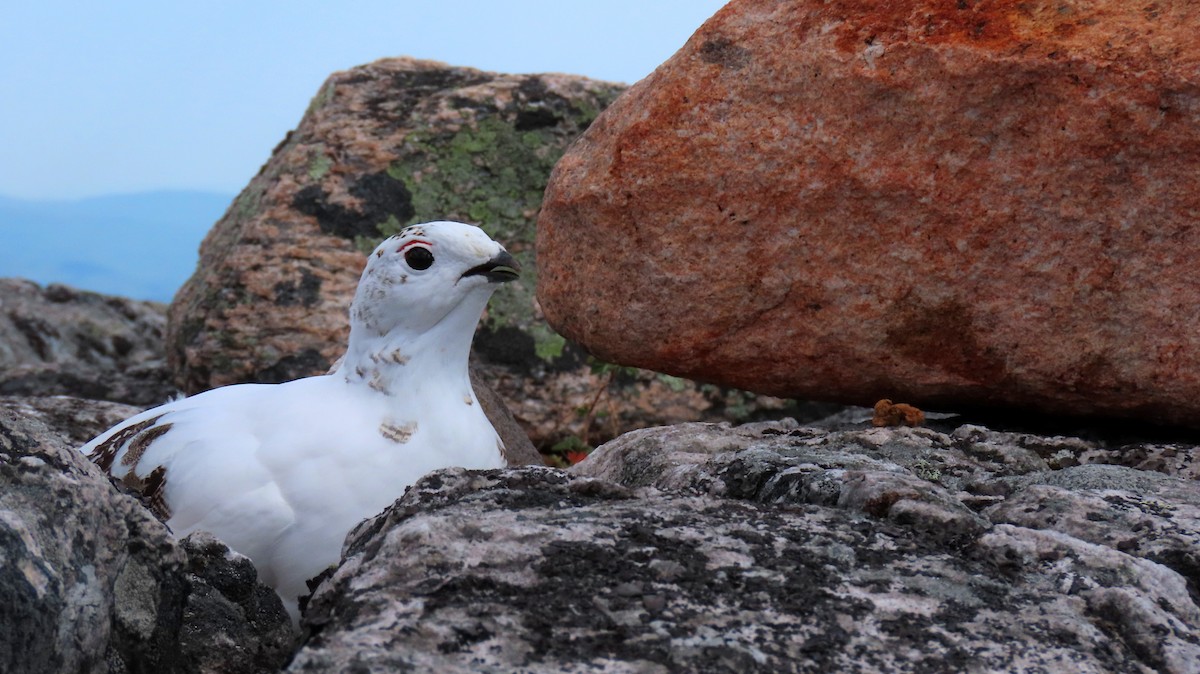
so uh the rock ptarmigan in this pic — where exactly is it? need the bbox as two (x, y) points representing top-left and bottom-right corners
(81, 220), (520, 621)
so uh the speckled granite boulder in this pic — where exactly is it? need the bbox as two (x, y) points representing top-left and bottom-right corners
(166, 57), (624, 395)
(5, 389), (1197, 670)
(163, 56), (800, 451)
(0, 399), (187, 673)
(3, 394), (145, 446)
(537, 0), (1200, 428)
(164, 59), (619, 393)
(292, 418), (1200, 672)
(578, 418), (1200, 605)
(0, 279), (173, 406)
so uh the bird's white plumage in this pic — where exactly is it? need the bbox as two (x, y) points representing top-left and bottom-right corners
(80, 221), (517, 622)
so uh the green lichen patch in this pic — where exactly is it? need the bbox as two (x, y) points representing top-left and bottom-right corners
(530, 325), (567, 362)
(307, 148), (333, 181)
(304, 81), (336, 118)
(232, 182), (267, 222)
(388, 116), (562, 245)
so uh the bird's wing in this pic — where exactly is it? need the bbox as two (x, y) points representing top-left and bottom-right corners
(81, 383), (298, 569)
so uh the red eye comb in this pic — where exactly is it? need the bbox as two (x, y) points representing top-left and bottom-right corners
(397, 239), (432, 253)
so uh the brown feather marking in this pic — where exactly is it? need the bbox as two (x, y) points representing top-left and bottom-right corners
(379, 420), (417, 444)
(120, 423), (173, 467)
(89, 416), (164, 473)
(123, 465), (172, 521)
(496, 438), (518, 468)
(368, 372), (391, 395)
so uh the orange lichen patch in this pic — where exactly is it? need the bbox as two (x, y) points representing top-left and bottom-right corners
(820, 0), (1177, 59)
(830, 0), (1023, 52)
(873, 399), (927, 427)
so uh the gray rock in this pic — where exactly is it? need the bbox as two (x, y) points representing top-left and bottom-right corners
(1106, 442), (1200, 480)
(2, 394), (145, 446)
(986, 465), (1200, 610)
(977, 524), (1200, 673)
(0, 398), (188, 673)
(0, 399), (294, 674)
(0, 278), (175, 406)
(5, 387), (1199, 671)
(580, 421), (1200, 593)
(948, 422), (1200, 480)
(179, 533), (297, 674)
(573, 420), (991, 543)
(292, 464), (1200, 672)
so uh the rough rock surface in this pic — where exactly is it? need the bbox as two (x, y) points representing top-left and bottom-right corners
(0, 278), (174, 406)
(178, 532), (297, 674)
(166, 56), (624, 396)
(575, 418), (1200, 600)
(293, 418), (1200, 673)
(0, 398), (294, 674)
(3, 394), (145, 446)
(537, 0), (1200, 428)
(163, 56), (798, 452)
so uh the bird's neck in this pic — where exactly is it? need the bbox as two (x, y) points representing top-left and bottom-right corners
(337, 295), (488, 397)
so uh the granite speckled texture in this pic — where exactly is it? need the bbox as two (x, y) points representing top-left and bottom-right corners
(0, 279), (172, 406)
(167, 57), (624, 398)
(292, 416), (1200, 672)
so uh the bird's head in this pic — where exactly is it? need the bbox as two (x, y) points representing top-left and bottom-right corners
(351, 221), (519, 337)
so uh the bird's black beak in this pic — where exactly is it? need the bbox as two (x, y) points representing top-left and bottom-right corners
(462, 250), (520, 283)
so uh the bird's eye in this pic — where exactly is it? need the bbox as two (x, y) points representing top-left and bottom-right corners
(404, 247), (434, 270)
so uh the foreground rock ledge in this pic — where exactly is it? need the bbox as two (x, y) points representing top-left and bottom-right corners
(4, 392), (1197, 671)
(537, 0), (1200, 427)
(294, 419), (1200, 673)
(0, 398), (294, 674)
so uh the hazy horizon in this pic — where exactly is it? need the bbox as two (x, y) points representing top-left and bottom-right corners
(0, 190), (233, 301)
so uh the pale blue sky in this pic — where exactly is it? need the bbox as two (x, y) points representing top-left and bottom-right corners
(0, 1), (728, 200)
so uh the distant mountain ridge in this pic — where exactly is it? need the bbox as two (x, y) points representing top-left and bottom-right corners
(0, 190), (234, 302)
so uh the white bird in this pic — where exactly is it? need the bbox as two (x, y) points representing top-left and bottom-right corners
(81, 220), (520, 622)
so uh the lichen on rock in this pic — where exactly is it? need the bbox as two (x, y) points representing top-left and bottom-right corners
(292, 414), (1200, 673)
